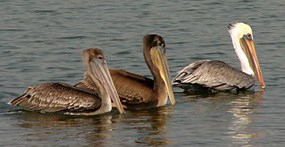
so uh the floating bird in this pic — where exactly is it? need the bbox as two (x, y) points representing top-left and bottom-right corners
(9, 48), (124, 115)
(75, 34), (175, 109)
(172, 22), (265, 92)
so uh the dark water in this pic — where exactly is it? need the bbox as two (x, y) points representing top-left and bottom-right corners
(1, 0), (285, 146)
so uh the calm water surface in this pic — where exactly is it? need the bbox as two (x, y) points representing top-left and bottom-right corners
(1, 0), (285, 146)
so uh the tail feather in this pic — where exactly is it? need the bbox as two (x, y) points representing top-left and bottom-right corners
(9, 94), (27, 106)
(8, 87), (32, 106)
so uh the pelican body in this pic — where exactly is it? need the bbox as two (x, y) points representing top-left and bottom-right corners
(75, 34), (175, 109)
(172, 22), (265, 92)
(9, 48), (124, 115)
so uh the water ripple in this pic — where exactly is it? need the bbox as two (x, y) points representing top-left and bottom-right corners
(0, 0), (285, 146)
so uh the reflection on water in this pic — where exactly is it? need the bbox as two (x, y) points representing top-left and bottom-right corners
(227, 91), (264, 147)
(1, 0), (284, 145)
(84, 114), (122, 147)
(121, 106), (175, 146)
(183, 90), (264, 146)
(10, 91), (264, 146)
(9, 106), (174, 146)
(11, 112), (121, 146)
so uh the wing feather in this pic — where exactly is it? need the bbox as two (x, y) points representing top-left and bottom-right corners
(172, 60), (255, 91)
(9, 83), (101, 113)
(75, 69), (156, 104)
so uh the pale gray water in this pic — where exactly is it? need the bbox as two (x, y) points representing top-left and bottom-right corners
(1, 0), (285, 146)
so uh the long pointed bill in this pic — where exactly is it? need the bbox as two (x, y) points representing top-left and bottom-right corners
(89, 59), (124, 113)
(240, 38), (265, 89)
(150, 46), (176, 105)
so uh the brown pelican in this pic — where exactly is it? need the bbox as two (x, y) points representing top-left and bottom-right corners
(9, 48), (124, 115)
(172, 22), (265, 92)
(75, 34), (175, 109)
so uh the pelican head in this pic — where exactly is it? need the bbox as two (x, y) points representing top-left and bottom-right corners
(228, 22), (265, 89)
(143, 34), (176, 105)
(82, 48), (124, 113)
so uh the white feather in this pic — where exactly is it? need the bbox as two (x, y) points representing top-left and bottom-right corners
(228, 22), (254, 76)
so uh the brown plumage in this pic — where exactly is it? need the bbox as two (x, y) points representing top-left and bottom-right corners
(75, 34), (175, 109)
(9, 83), (101, 114)
(9, 48), (124, 115)
(75, 69), (156, 105)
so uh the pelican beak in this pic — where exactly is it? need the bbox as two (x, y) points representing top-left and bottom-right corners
(88, 58), (125, 114)
(150, 46), (176, 105)
(240, 37), (265, 89)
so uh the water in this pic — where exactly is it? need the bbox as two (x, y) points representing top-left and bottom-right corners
(1, 0), (285, 146)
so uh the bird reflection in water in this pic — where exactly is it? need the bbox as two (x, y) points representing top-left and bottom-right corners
(183, 90), (264, 146)
(12, 112), (121, 147)
(227, 90), (264, 146)
(121, 106), (175, 146)
(11, 107), (175, 146)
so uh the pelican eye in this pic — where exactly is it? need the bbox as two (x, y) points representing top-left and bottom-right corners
(97, 55), (107, 64)
(244, 33), (252, 40)
(97, 55), (103, 60)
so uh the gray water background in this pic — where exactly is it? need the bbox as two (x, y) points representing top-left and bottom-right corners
(1, 0), (285, 146)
